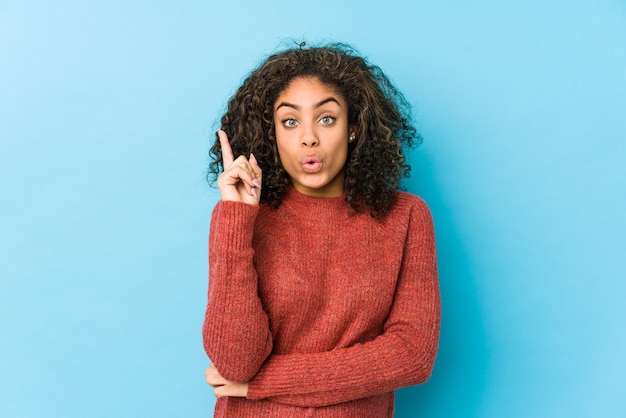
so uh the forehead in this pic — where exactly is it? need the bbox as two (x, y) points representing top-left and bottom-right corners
(274, 76), (345, 107)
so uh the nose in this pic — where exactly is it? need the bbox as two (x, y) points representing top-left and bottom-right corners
(301, 125), (318, 148)
(302, 137), (318, 147)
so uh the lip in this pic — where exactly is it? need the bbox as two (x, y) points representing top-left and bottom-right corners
(301, 155), (322, 173)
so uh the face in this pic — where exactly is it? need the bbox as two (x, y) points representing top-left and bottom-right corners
(273, 77), (353, 198)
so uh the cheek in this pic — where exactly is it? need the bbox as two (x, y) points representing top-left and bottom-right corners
(275, 137), (295, 171)
(274, 125), (292, 147)
(275, 133), (287, 156)
(332, 136), (349, 161)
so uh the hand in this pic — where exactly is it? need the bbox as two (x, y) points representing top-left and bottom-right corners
(205, 363), (249, 398)
(217, 130), (262, 204)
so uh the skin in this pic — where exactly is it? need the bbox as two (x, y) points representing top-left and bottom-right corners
(205, 363), (248, 398)
(273, 76), (353, 198)
(215, 130), (262, 205)
(208, 76), (354, 398)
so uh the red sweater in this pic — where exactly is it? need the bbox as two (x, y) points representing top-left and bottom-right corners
(203, 187), (441, 417)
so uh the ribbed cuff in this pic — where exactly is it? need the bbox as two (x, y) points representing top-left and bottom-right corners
(211, 200), (259, 252)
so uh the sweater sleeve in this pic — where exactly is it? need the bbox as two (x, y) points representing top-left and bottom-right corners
(202, 200), (273, 382)
(246, 198), (441, 407)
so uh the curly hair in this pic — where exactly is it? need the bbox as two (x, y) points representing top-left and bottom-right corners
(208, 42), (421, 219)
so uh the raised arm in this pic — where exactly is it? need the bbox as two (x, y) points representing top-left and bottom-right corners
(246, 199), (440, 406)
(202, 130), (272, 382)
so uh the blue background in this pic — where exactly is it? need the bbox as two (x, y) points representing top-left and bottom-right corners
(1, 1), (625, 417)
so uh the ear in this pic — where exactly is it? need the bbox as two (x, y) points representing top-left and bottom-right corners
(348, 127), (356, 143)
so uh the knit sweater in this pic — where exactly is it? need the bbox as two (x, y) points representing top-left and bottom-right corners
(202, 187), (441, 417)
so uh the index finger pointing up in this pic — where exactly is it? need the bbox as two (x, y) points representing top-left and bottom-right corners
(218, 130), (234, 167)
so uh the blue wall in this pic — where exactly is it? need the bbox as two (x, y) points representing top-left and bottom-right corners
(1, 1), (625, 417)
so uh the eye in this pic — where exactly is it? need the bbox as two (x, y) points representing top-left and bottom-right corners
(319, 115), (336, 125)
(282, 118), (299, 128)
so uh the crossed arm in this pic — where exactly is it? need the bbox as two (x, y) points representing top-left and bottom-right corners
(202, 195), (440, 406)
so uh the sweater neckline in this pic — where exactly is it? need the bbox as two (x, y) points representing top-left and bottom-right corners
(281, 187), (350, 221)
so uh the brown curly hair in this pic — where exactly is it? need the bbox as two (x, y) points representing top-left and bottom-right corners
(208, 42), (421, 219)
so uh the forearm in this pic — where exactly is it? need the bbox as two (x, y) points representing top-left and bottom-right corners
(202, 201), (272, 382)
(247, 320), (439, 407)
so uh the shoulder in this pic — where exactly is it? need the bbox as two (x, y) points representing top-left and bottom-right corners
(391, 192), (433, 219)
(396, 191), (429, 208)
(389, 193), (436, 250)
(374, 192), (434, 239)
(388, 192), (435, 233)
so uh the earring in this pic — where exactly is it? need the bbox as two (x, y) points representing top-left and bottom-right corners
(349, 135), (356, 143)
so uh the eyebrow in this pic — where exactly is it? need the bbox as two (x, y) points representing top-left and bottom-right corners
(275, 97), (342, 111)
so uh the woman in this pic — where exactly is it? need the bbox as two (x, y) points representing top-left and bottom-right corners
(202, 43), (441, 417)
